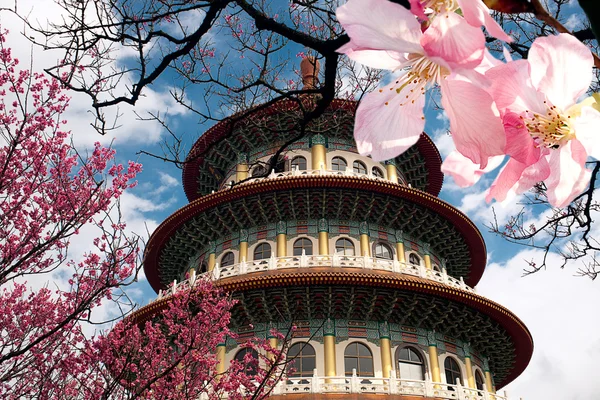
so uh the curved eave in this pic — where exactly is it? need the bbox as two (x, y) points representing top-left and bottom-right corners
(182, 99), (443, 200)
(129, 269), (533, 389)
(144, 176), (486, 292)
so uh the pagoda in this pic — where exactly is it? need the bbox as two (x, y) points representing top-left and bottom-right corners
(136, 58), (533, 399)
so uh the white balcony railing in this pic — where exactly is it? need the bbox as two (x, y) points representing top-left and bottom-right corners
(197, 370), (508, 400)
(155, 253), (474, 304)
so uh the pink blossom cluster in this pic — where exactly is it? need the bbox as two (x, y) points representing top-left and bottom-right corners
(336, 0), (600, 207)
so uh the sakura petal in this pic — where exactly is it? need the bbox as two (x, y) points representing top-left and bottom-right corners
(421, 12), (485, 70)
(338, 47), (408, 70)
(572, 106), (600, 160)
(408, 0), (428, 20)
(336, 0), (423, 62)
(545, 139), (591, 207)
(441, 151), (504, 187)
(528, 34), (593, 110)
(503, 111), (541, 165)
(486, 59), (545, 113)
(486, 156), (550, 203)
(457, 0), (512, 42)
(441, 78), (505, 169)
(354, 79), (425, 161)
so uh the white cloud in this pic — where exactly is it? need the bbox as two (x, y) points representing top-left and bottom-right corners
(478, 249), (600, 400)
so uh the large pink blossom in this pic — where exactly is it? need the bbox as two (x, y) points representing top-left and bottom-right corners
(337, 0), (506, 163)
(409, 0), (512, 42)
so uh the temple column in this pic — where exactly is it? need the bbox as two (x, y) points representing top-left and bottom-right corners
(395, 230), (406, 263)
(236, 153), (249, 182)
(427, 333), (441, 383)
(239, 229), (249, 262)
(216, 343), (226, 375)
(485, 371), (496, 394)
(324, 319), (337, 377)
(207, 242), (216, 273)
(379, 322), (393, 378)
(385, 160), (398, 183)
(311, 134), (327, 170)
(276, 221), (287, 257)
(268, 332), (279, 363)
(318, 219), (329, 255)
(465, 356), (476, 389)
(423, 243), (432, 270)
(359, 222), (370, 257)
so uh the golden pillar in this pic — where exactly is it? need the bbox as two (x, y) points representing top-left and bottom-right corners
(311, 135), (327, 170)
(360, 234), (370, 257)
(380, 338), (393, 378)
(324, 335), (336, 377)
(239, 241), (248, 261)
(386, 163), (398, 183)
(268, 337), (279, 362)
(207, 252), (216, 272)
(424, 254), (432, 270)
(485, 371), (495, 393)
(396, 242), (405, 263)
(319, 232), (329, 255)
(216, 344), (226, 375)
(428, 345), (441, 383)
(236, 162), (249, 182)
(277, 233), (287, 257)
(465, 356), (475, 389)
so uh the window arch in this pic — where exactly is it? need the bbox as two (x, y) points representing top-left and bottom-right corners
(372, 166), (384, 178)
(374, 242), (393, 260)
(199, 262), (208, 273)
(291, 156), (307, 171)
(433, 264), (441, 272)
(252, 164), (267, 177)
(234, 347), (259, 375)
(396, 346), (425, 380)
(353, 160), (367, 174)
(408, 253), (421, 266)
(287, 342), (316, 377)
(254, 243), (272, 260)
(331, 157), (347, 171)
(444, 357), (462, 386)
(344, 342), (374, 377)
(221, 252), (235, 267)
(293, 238), (313, 256)
(475, 369), (485, 391)
(335, 238), (355, 256)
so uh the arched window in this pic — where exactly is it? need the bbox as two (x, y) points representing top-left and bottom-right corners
(234, 347), (259, 375)
(372, 167), (384, 178)
(200, 262), (208, 273)
(252, 164), (267, 177)
(287, 343), (316, 377)
(291, 156), (307, 171)
(344, 342), (374, 377)
(409, 253), (421, 266)
(335, 238), (355, 256)
(331, 157), (347, 171)
(293, 238), (313, 256)
(475, 370), (485, 391)
(254, 243), (272, 260)
(444, 357), (462, 386)
(396, 346), (425, 380)
(353, 160), (367, 174)
(374, 242), (393, 260)
(221, 252), (235, 267)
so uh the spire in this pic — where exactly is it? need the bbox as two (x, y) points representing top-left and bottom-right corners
(300, 56), (320, 89)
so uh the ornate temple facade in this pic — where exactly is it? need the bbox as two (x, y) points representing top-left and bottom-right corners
(137, 60), (533, 399)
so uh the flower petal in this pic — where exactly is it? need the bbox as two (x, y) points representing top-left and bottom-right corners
(441, 78), (506, 168)
(337, 47), (408, 70)
(503, 111), (541, 165)
(421, 12), (485, 70)
(336, 0), (423, 66)
(486, 59), (546, 113)
(354, 78), (425, 161)
(441, 151), (504, 187)
(408, 0), (428, 20)
(545, 139), (591, 207)
(457, 0), (512, 42)
(528, 34), (593, 110)
(572, 106), (600, 160)
(486, 156), (550, 203)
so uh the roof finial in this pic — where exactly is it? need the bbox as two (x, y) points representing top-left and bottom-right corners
(300, 56), (320, 89)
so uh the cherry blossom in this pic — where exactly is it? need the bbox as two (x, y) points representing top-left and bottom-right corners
(336, 0), (506, 163)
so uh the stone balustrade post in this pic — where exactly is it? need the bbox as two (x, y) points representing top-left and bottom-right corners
(300, 250), (308, 267)
(351, 369), (359, 393)
(268, 252), (277, 270)
(311, 369), (321, 393)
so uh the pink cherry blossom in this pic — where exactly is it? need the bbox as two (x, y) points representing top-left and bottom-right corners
(336, 0), (506, 163)
(409, 0), (512, 42)
(483, 34), (600, 207)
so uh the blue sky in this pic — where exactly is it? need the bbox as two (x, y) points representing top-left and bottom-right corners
(2, 1), (599, 399)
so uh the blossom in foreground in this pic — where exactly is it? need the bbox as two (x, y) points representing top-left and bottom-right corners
(445, 34), (600, 207)
(337, 0), (506, 162)
(409, 0), (512, 42)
